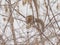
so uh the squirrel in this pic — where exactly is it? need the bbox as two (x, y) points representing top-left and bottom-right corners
(26, 15), (44, 32)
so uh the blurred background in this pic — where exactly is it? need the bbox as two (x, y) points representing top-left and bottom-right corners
(0, 0), (60, 45)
